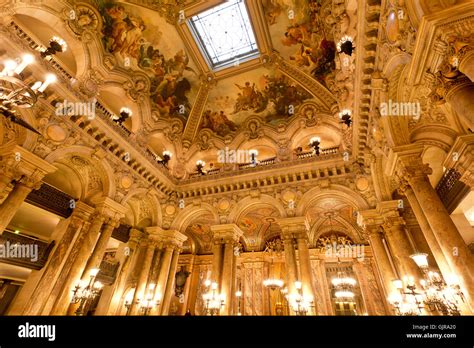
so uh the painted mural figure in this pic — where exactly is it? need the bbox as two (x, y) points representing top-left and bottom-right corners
(100, 2), (195, 121)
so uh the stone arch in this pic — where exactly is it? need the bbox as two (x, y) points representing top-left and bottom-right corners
(44, 145), (116, 199)
(170, 203), (219, 232)
(310, 217), (363, 246)
(170, 204), (219, 255)
(228, 194), (287, 223)
(297, 185), (370, 217)
(120, 188), (162, 227)
(11, 5), (87, 77)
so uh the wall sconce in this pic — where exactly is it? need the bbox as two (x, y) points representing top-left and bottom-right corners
(337, 36), (355, 56)
(196, 160), (206, 175)
(113, 107), (132, 125)
(71, 268), (103, 316)
(249, 149), (259, 166)
(309, 137), (321, 156)
(339, 109), (352, 128)
(159, 150), (172, 167)
(235, 288), (242, 316)
(40, 36), (68, 59)
(124, 288), (136, 316)
(202, 281), (224, 316)
(175, 266), (190, 298)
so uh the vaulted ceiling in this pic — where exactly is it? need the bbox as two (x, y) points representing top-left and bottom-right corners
(10, 0), (357, 180)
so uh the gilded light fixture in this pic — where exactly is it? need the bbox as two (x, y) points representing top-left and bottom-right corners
(71, 268), (103, 316)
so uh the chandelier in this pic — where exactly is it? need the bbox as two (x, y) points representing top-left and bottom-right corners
(331, 256), (357, 302)
(202, 280), (225, 316)
(263, 278), (284, 290)
(1, 52), (56, 133)
(71, 268), (103, 316)
(124, 283), (161, 316)
(388, 253), (465, 316)
(288, 281), (314, 316)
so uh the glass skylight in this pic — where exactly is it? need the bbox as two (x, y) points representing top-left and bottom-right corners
(189, 0), (259, 69)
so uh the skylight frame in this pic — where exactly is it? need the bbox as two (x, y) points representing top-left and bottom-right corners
(188, 0), (260, 70)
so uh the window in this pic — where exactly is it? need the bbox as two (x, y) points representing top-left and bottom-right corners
(188, 0), (259, 69)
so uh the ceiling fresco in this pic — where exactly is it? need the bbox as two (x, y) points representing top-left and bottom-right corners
(237, 207), (280, 249)
(306, 198), (356, 226)
(263, 0), (337, 87)
(184, 213), (214, 254)
(200, 68), (312, 137)
(98, 1), (200, 124)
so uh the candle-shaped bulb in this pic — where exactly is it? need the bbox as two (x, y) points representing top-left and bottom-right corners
(38, 73), (56, 92)
(14, 54), (34, 74)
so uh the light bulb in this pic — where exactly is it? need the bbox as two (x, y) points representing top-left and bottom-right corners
(38, 73), (56, 92)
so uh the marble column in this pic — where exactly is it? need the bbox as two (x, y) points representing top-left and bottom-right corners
(458, 49), (474, 82)
(352, 260), (376, 315)
(0, 145), (56, 212)
(389, 146), (474, 309)
(296, 236), (316, 313)
(211, 241), (223, 285)
(130, 239), (156, 316)
(12, 201), (94, 315)
(445, 79), (474, 129)
(406, 169), (474, 306)
(0, 180), (37, 234)
(156, 245), (174, 313)
(108, 229), (144, 315)
(178, 258), (194, 315)
(378, 203), (424, 283)
(357, 212), (398, 299)
(282, 235), (298, 296)
(399, 184), (453, 280)
(210, 224), (243, 315)
(221, 241), (235, 315)
(81, 218), (120, 280)
(56, 214), (106, 315)
(161, 248), (180, 315)
(277, 216), (316, 312)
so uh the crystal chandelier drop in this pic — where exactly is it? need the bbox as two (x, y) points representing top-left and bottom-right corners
(1, 52), (57, 134)
(71, 268), (103, 316)
(263, 278), (284, 290)
(332, 273), (356, 299)
(288, 281), (314, 316)
(411, 253), (464, 315)
(388, 253), (465, 316)
(202, 280), (225, 316)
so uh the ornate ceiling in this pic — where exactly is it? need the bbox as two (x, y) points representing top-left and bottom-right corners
(25, 0), (354, 179)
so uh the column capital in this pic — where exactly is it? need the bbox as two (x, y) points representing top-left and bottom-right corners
(386, 144), (433, 185)
(145, 226), (187, 249)
(93, 196), (127, 221)
(0, 145), (57, 179)
(70, 201), (95, 221)
(276, 216), (310, 239)
(357, 209), (384, 239)
(129, 228), (144, 243)
(210, 223), (243, 244)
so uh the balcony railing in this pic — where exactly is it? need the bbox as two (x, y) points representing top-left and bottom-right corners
(296, 146), (339, 159)
(0, 231), (54, 270)
(112, 224), (131, 243)
(96, 259), (120, 285)
(435, 168), (470, 213)
(186, 147), (342, 181)
(25, 183), (76, 218)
